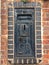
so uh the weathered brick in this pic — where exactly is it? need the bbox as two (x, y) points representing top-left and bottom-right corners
(43, 17), (49, 21)
(1, 25), (8, 30)
(1, 35), (8, 65)
(1, 0), (6, 2)
(1, 35), (8, 44)
(1, 0), (8, 65)
(1, 25), (8, 35)
(43, 36), (49, 39)
(43, 40), (49, 44)
(1, 15), (7, 19)
(42, 1), (49, 8)
(43, 27), (49, 31)
(1, 1), (7, 9)
(1, 19), (8, 24)
(43, 45), (49, 49)
(1, 29), (8, 35)
(43, 55), (49, 59)
(1, 9), (7, 14)
(43, 9), (49, 12)
(43, 59), (48, 64)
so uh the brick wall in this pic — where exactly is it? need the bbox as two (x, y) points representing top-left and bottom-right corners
(1, 0), (49, 65)
(1, 0), (8, 65)
(42, 1), (49, 64)
(0, 0), (1, 65)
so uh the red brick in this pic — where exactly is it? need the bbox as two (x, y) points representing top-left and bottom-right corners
(1, 15), (7, 19)
(1, 35), (8, 45)
(43, 59), (48, 64)
(43, 17), (49, 21)
(1, 19), (7, 24)
(43, 45), (49, 49)
(1, 1), (7, 9)
(1, 9), (7, 14)
(43, 36), (49, 39)
(43, 40), (49, 44)
(43, 55), (49, 58)
(43, 2), (49, 8)
(2, 30), (8, 35)
(1, 25), (8, 30)
(43, 9), (49, 12)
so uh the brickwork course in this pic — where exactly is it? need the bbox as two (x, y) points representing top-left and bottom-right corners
(1, 0), (49, 65)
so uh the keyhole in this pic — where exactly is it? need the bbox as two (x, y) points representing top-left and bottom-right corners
(24, 25), (25, 30)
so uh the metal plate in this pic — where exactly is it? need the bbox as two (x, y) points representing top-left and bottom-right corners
(14, 8), (35, 57)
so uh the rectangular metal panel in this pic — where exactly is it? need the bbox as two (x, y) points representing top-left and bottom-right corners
(14, 8), (35, 57)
